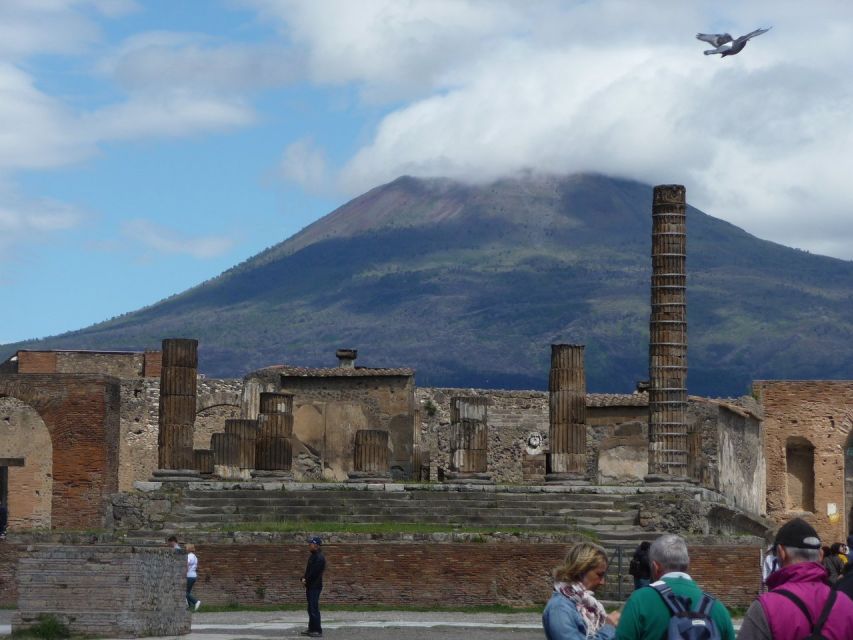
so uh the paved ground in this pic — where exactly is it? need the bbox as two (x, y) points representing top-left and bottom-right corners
(0, 609), (544, 640)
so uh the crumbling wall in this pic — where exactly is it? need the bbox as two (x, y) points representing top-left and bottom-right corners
(753, 380), (853, 543)
(14, 545), (190, 637)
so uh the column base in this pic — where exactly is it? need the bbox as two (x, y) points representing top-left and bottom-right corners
(150, 468), (202, 482)
(443, 471), (494, 484)
(644, 474), (697, 484)
(347, 471), (391, 483)
(545, 472), (590, 485)
(251, 470), (294, 481)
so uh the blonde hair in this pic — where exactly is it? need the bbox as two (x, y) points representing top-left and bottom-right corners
(185, 544), (196, 552)
(552, 542), (608, 583)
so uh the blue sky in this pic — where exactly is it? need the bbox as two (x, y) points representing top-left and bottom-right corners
(2, 1), (852, 344)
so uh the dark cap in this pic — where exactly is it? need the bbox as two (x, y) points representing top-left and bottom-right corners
(308, 536), (323, 545)
(774, 517), (821, 550)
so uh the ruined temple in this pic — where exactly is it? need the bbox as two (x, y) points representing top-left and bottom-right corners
(2, 184), (852, 620)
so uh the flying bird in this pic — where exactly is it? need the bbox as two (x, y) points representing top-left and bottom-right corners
(696, 27), (771, 57)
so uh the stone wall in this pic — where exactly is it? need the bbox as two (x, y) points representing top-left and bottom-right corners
(417, 388), (549, 484)
(13, 544), (190, 637)
(0, 398), (53, 529)
(195, 379), (243, 450)
(15, 350), (160, 379)
(0, 374), (121, 530)
(248, 374), (416, 480)
(0, 537), (762, 609)
(753, 380), (853, 543)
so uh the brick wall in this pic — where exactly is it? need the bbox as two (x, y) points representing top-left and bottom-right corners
(754, 380), (853, 543)
(0, 374), (121, 530)
(16, 352), (57, 373)
(0, 540), (762, 609)
(13, 545), (190, 637)
(0, 541), (759, 609)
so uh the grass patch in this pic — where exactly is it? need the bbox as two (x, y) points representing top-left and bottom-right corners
(9, 615), (74, 640)
(216, 520), (595, 538)
(200, 602), (541, 614)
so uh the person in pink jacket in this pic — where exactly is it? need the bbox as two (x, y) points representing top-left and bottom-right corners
(737, 518), (853, 640)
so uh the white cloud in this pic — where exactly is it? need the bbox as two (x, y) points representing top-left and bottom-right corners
(0, 188), (84, 254)
(278, 137), (330, 195)
(250, 0), (853, 259)
(122, 219), (236, 259)
(99, 31), (301, 94)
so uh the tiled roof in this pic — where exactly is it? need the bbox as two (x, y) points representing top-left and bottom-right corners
(586, 393), (649, 407)
(273, 365), (415, 378)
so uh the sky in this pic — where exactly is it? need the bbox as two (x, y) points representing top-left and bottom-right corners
(2, 0), (852, 345)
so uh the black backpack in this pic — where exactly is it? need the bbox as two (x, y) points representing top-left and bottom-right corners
(774, 588), (838, 640)
(652, 583), (721, 640)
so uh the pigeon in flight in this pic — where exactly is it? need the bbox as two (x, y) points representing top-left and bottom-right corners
(697, 27), (771, 57)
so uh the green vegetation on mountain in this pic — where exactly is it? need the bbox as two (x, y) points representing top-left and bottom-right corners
(4, 173), (853, 397)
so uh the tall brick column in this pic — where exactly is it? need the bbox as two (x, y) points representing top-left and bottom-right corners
(647, 184), (689, 481)
(445, 396), (492, 484)
(547, 344), (588, 483)
(154, 338), (200, 480)
(253, 392), (294, 480)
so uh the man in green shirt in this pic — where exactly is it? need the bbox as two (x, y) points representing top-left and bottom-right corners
(615, 534), (735, 640)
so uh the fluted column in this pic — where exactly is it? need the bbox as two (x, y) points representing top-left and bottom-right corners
(445, 396), (492, 484)
(253, 392), (294, 480)
(547, 344), (588, 483)
(647, 184), (689, 481)
(154, 338), (200, 480)
(348, 430), (391, 482)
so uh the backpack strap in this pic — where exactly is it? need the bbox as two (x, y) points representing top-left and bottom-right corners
(811, 588), (837, 636)
(774, 589), (814, 628)
(652, 582), (687, 614)
(696, 592), (717, 616)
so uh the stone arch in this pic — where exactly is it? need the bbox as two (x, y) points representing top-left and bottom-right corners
(194, 391), (241, 450)
(786, 435), (815, 513)
(0, 395), (53, 530)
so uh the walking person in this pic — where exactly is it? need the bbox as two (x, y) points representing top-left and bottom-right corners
(185, 543), (201, 612)
(542, 541), (620, 640)
(823, 542), (845, 584)
(737, 517), (853, 640)
(628, 541), (651, 591)
(301, 536), (326, 637)
(761, 543), (778, 588)
(615, 534), (735, 640)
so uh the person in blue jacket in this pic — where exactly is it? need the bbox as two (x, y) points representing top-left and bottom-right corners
(543, 541), (620, 640)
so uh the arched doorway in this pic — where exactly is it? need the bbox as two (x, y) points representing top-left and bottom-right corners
(786, 436), (815, 513)
(0, 396), (53, 531)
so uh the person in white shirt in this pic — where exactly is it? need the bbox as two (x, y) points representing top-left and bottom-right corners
(762, 544), (778, 587)
(185, 543), (201, 612)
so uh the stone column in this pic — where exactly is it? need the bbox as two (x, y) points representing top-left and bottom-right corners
(547, 344), (588, 483)
(154, 338), (200, 481)
(647, 184), (689, 481)
(445, 396), (492, 484)
(348, 430), (391, 482)
(253, 392), (294, 480)
(193, 449), (213, 477)
(225, 418), (259, 480)
(211, 432), (242, 480)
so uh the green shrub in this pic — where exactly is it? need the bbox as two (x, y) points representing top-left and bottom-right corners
(12, 614), (71, 640)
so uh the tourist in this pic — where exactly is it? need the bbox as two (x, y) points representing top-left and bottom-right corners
(837, 563), (853, 601)
(185, 543), (201, 612)
(542, 541), (620, 640)
(840, 540), (850, 565)
(301, 536), (326, 638)
(0, 503), (7, 539)
(823, 543), (845, 583)
(615, 534), (734, 640)
(761, 543), (778, 587)
(737, 517), (853, 640)
(166, 535), (182, 553)
(628, 541), (652, 591)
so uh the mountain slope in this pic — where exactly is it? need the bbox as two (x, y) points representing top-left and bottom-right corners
(4, 173), (853, 396)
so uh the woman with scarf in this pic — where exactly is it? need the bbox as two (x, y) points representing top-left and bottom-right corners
(543, 542), (620, 640)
